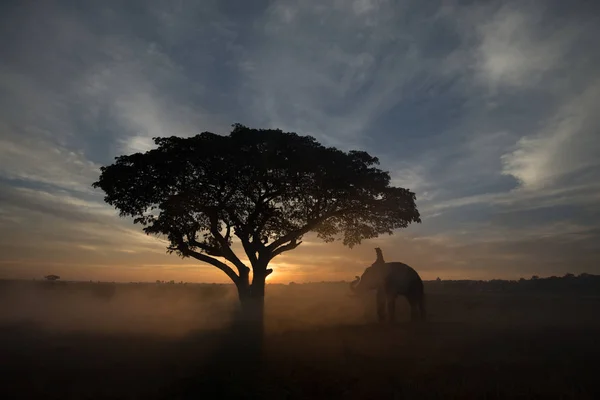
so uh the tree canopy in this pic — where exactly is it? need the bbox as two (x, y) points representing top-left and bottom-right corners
(92, 124), (421, 301)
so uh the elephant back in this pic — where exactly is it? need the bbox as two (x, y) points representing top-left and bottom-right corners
(385, 262), (422, 293)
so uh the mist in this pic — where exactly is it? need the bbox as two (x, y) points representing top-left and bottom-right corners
(0, 280), (239, 337)
(3, 277), (600, 339)
(3, 276), (600, 398)
(0, 280), (377, 338)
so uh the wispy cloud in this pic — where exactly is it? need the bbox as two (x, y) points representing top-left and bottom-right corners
(0, 132), (101, 193)
(501, 80), (600, 190)
(76, 38), (224, 154)
(1, 0), (599, 281)
(236, 0), (460, 149)
(472, 3), (574, 91)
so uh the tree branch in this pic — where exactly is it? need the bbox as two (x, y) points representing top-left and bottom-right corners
(237, 196), (275, 252)
(205, 208), (250, 274)
(269, 239), (303, 260)
(266, 208), (350, 252)
(265, 222), (314, 252)
(187, 235), (223, 257)
(240, 237), (259, 266)
(224, 204), (266, 267)
(224, 224), (231, 243)
(180, 247), (240, 284)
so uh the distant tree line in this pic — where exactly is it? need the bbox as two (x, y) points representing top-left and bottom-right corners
(425, 273), (600, 294)
(2, 274), (599, 300)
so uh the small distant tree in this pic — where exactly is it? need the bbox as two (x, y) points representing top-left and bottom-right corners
(92, 124), (421, 321)
(44, 274), (60, 281)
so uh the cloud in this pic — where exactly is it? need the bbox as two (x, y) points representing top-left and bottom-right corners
(501, 80), (600, 190)
(76, 38), (226, 155)
(384, 1), (600, 219)
(0, 66), (102, 193)
(0, 2), (235, 281)
(0, 130), (101, 194)
(472, 3), (572, 90)
(1, 1), (229, 171)
(0, 184), (165, 252)
(390, 222), (600, 279)
(1, 0), (599, 282)
(236, 0), (460, 150)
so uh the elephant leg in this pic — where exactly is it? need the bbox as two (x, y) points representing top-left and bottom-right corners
(376, 288), (386, 323)
(418, 294), (426, 321)
(386, 295), (396, 323)
(407, 295), (419, 322)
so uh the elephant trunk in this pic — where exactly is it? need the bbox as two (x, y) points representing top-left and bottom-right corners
(350, 275), (361, 294)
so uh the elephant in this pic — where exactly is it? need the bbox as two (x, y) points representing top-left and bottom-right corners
(350, 248), (426, 322)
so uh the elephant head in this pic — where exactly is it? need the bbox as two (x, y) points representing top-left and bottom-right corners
(350, 248), (387, 295)
(349, 265), (383, 294)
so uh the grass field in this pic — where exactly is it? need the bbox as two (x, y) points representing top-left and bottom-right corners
(1, 280), (599, 399)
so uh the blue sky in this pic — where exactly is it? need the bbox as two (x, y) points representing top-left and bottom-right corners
(1, 0), (599, 283)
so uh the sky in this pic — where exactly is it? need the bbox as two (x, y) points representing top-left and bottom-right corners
(1, 0), (599, 284)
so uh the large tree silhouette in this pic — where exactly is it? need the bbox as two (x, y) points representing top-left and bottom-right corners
(92, 124), (421, 319)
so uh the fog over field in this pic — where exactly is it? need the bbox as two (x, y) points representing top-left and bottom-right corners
(1, 281), (238, 337)
(2, 277), (600, 398)
(0, 280), (385, 338)
(3, 276), (600, 336)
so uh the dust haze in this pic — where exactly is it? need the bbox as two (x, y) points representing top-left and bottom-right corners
(0, 280), (373, 337)
(3, 277), (600, 337)
(3, 276), (600, 398)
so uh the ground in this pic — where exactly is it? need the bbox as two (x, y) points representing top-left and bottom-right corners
(1, 280), (599, 399)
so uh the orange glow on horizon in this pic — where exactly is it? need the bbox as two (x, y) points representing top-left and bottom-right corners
(2, 231), (586, 284)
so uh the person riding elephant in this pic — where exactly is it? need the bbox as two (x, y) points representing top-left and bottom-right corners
(350, 247), (426, 322)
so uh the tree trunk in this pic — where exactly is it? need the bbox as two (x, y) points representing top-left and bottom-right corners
(229, 270), (267, 378)
(195, 269), (266, 397)
(237, 272), (266, 328)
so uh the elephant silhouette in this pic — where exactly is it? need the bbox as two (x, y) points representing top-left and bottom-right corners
(350, 247), (426, 322)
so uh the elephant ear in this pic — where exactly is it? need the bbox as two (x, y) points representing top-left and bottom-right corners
(382, 273), (395, 291)
(381, 263), (394, 280)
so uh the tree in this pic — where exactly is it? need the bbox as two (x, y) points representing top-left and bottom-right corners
(92, 124), (421, 320)
(44, 274), (60, 281)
